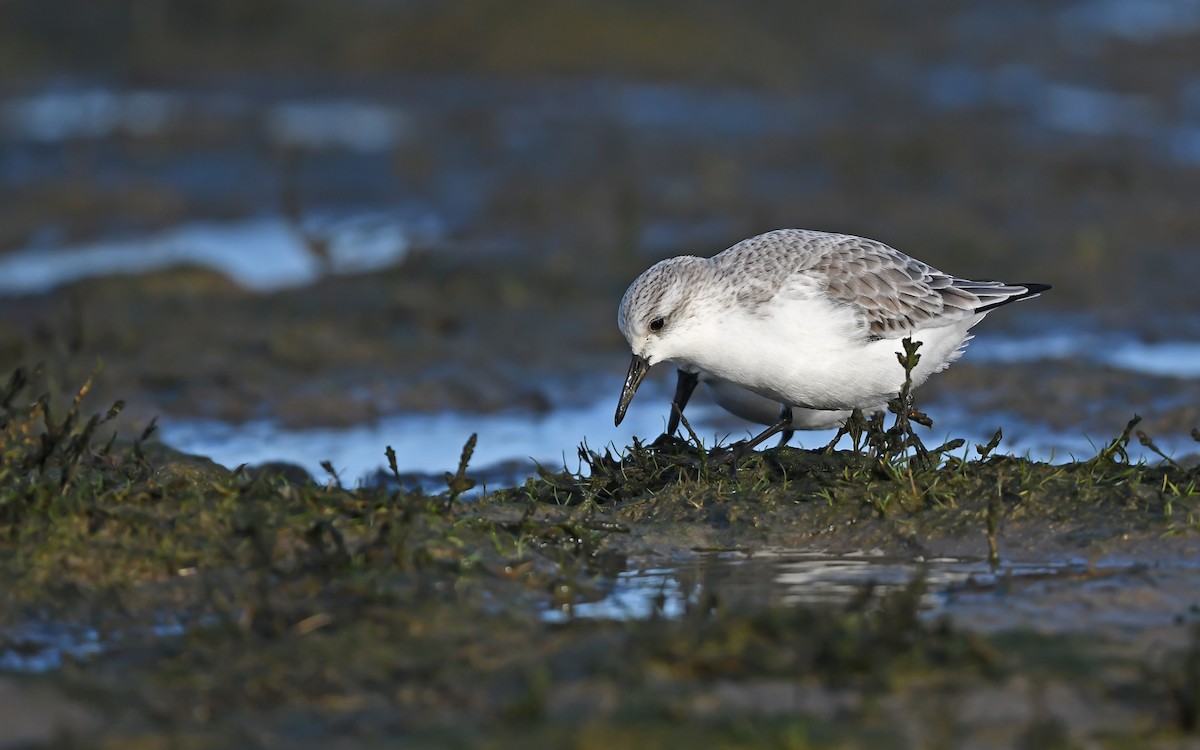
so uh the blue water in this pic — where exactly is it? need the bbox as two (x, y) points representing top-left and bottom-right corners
(157, 376), (1197, 488)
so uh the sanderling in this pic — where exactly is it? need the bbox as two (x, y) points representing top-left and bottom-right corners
(615, 228), (1049, 456)
(666, 368), (884, 446)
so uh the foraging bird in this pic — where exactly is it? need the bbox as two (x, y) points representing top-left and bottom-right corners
(615, 228), (1049, 456)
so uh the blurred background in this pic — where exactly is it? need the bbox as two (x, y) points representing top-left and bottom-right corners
(1, 0), (1198, 483)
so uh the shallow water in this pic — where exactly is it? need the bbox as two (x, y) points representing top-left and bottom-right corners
(0, 623), (103, 673)
(1, 87), (415, 152)
(1059, 0), (1200, 42)
(549, 550), (1200, 641)
(0, 211), (439, 294)
(157, 384), (679, 487)
(158, 378), (1197, 488)
(8, 548), (1185, 674)
(0, 619), (186, 673)
(3, 5), (1200, 744)
(2, 1), (1198, 558)
(547, 552), (1086, 623)
(154, 320), (1200, 485)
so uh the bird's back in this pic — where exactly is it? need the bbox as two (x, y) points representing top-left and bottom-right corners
(711, 229), (1044, 339)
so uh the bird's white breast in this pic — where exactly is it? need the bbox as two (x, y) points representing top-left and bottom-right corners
(671, 293), (979, 411)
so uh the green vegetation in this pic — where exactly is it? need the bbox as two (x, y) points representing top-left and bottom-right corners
(1, 364), (1198, 747)
(3, 1), (1200, 744)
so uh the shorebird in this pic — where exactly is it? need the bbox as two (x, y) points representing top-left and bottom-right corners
(615, 228), (1049, 459)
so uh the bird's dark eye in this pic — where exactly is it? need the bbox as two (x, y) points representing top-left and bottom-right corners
(649, 317), (665, 332)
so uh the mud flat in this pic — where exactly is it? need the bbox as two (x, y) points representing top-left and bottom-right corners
(2, 2), (1200, 745)
(1, 368), (1198, 749)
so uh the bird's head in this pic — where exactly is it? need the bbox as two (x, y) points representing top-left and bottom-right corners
(614, 256), (709, 426)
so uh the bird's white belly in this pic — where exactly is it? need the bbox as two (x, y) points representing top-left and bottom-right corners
(675, 299), (979, 411)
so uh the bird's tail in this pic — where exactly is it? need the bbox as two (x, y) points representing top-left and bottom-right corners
(964, 281), (1051, 313)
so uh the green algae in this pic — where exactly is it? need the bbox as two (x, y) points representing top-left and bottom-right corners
(1, 366), (1199, 748)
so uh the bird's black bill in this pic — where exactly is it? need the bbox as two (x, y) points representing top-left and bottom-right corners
(666, 369), (699, 435)
(614, 354), (651, 426)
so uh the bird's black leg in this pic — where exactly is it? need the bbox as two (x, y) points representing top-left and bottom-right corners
(777, 404), (794, 447)
(666, 369), (699, 437)
(708, 406), (794, 467)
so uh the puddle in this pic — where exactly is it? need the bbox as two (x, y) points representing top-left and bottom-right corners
(548, 552), (1088, 622)
(9, 553), (1189, 673)
(0, 211), (440, 294)
(0, 619), (187, 673)
(0, 623), (104, 673)
(548, 551), (1200, 639)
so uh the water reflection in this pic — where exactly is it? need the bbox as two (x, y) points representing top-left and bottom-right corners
(5, 552), (1180, 672)
(548, 551), (1084, 622)
(0, 623), (103, 673)
(548, 550), (1184, 636)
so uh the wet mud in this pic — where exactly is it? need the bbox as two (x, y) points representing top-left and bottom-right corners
(1, 368), (1199, 747)
(2, 1), (1200, 747)
(2, 2), (1200, 439)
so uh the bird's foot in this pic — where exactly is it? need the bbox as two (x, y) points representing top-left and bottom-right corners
(823, 408), (867, 455)
(648, 432), (689, 451)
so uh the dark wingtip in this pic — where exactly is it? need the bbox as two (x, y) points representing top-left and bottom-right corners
(975, 282), (1051, 313)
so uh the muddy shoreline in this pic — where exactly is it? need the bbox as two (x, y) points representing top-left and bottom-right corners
(3, 1), (1200, 746)
(2, 372), (1199, 747)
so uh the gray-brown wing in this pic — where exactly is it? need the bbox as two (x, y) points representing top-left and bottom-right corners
(812, 236), (1035, 339)
(713, 229), (1045, 338)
